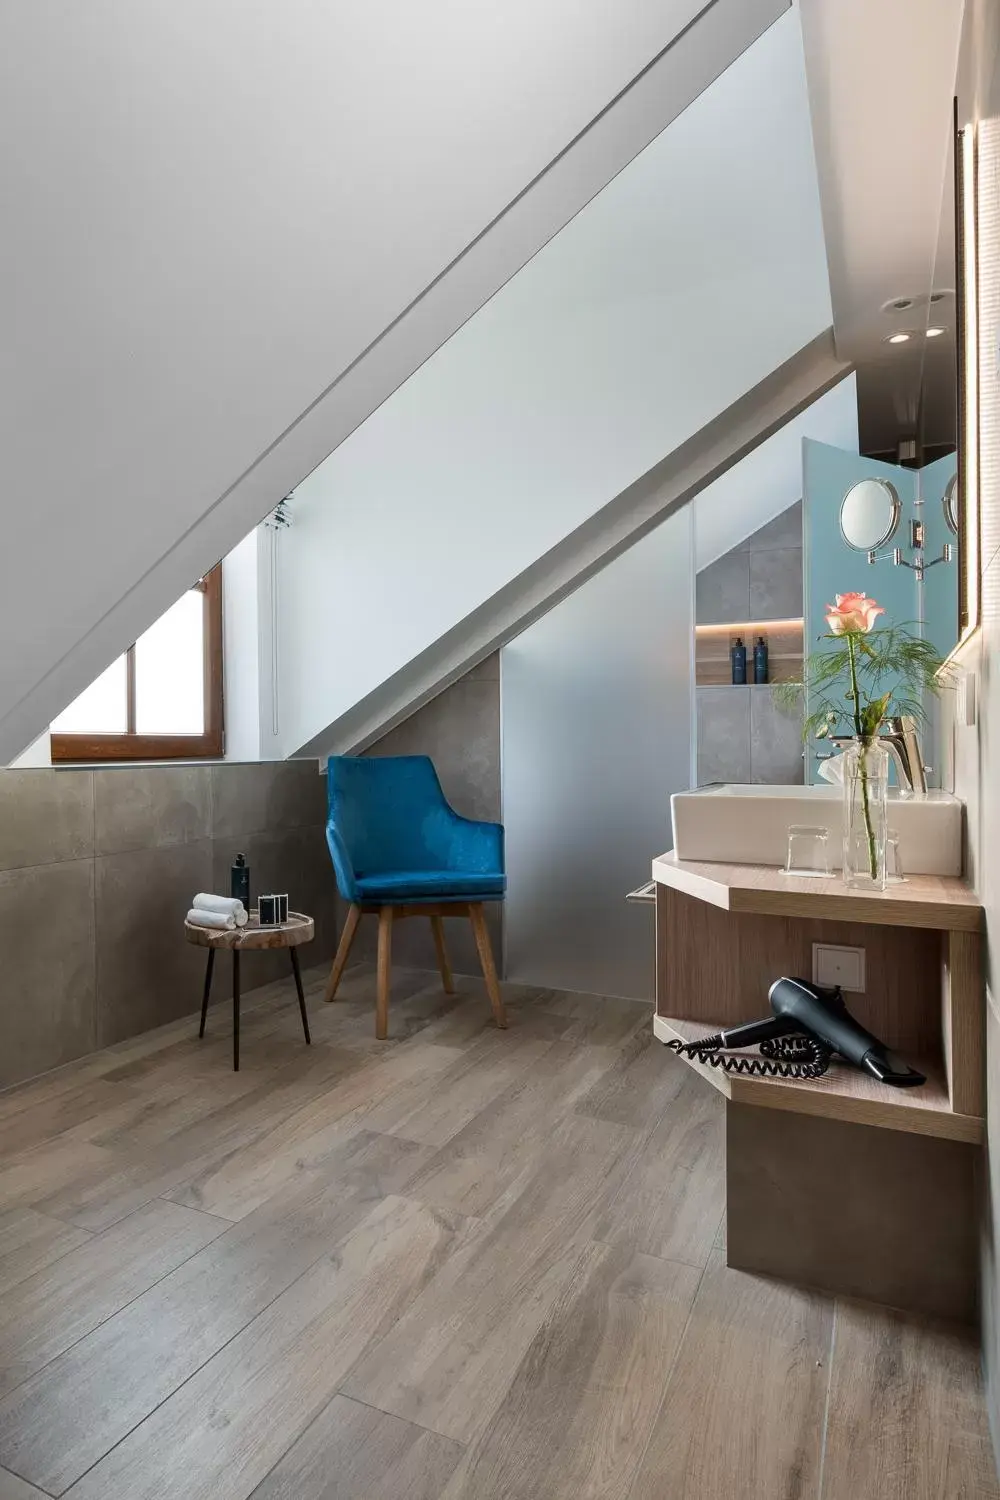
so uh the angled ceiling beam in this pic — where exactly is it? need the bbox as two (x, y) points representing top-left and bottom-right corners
(304, 328), (851, 759)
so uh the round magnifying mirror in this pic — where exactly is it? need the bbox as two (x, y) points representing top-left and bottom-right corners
(839, 478), (901, 552)
(943, 474), (959, 536)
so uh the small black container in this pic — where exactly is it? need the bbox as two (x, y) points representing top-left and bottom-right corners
(231, 853), (250, 913)
(731, 636), (747, 685)
(753, 635), (769, 684)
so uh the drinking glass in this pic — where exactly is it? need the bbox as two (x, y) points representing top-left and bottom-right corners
(785, 825), (832, 878)
(886, 828), (906, 884)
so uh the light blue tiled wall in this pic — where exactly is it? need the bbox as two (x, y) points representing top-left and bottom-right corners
(802, 440), (918, 784)
(919, 452), (960, 664)
(802, 441), (962, 787)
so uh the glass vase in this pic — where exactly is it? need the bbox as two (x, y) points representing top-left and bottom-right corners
(842, 740), (889, 890)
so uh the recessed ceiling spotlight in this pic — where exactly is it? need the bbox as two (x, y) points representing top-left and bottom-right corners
(882, 296), (915, 312)
(925, 326), (947, 338)
(883, 331), (912, 345)
(929, 289), (954, 303)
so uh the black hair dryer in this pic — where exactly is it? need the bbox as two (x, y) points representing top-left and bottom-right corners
(716, 977), (926, 1087)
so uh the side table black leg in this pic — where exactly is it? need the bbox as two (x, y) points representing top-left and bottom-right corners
(232, 948), (241, 1072)
(290, 948), (311, 1045)
(199, 949), (215, 1038)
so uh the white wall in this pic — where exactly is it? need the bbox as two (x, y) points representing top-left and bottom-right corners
(269, 10), (833, 758)
(502, 505), (694, 1000)
(0, 0), (781, 762)
(694, 376), (858, 570)
(221, 531), (262, 761)
(8, 733), (51, 769)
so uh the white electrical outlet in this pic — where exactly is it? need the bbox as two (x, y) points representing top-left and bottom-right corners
(812, 943), (866, 993)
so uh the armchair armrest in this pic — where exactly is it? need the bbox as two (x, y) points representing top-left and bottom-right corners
(326, 821), (361, 903)
(441, 810), (505, 875)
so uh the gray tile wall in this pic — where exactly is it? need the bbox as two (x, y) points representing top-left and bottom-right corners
(748, 546), (803, 620)
(697, 500), (803, 624)
(695, 551), (750, 624)
(696, 687), (804, 786)
(358, 654), (503, 976)
(0, 761), (335, 1088)
(696, 502), (804, 785)
(750, 686), (805, 784)
(696, 689), (750, 784)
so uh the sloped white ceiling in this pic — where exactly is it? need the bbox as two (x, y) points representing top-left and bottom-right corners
(271, 9), (835, 758)
(0, 0), (785, 761)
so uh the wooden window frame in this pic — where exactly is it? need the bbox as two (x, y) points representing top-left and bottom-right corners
(51, 566), (224, 762)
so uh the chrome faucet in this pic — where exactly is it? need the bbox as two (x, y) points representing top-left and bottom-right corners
(878, 716), (928, 795)
(816, 715), (928, 794)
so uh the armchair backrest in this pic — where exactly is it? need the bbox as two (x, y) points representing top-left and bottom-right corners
(327, 755), (453, 884)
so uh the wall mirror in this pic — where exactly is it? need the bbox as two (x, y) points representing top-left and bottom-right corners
(839, 478), (901, 553)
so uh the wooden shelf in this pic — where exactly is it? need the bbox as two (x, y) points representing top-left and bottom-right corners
(652, 830), (985, 1313)
(696, 667), (803, 686)
(652, 852), (983, 933)
(653, 1013), (982, 1143)
(694, 618), (804, 633)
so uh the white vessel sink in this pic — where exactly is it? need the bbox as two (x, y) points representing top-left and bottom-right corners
(670, 784), (962, 877)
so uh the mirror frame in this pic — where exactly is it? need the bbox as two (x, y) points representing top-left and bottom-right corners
(956, 117), (981, 641)
(839, 478), (902, 554)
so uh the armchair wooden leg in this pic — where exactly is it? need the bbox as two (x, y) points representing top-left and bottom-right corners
(376, 906), (394, 1040)
(469, 902), (506, 1029)
(324, 903), (361, 1003)
(430, 915), (455, 995)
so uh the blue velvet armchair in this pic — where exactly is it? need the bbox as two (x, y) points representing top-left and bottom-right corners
(324, 755), (507, 1038)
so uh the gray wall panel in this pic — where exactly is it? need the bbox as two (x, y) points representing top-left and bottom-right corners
(501, 509), (693, 1001)
(0, 760), (337, 1086)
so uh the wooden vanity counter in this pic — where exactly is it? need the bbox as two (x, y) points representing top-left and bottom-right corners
(650, 852), (985, 1321)
(652, 851), (983, 932)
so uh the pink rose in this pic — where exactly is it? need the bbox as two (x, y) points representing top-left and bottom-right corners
(824, 592), (885, 635)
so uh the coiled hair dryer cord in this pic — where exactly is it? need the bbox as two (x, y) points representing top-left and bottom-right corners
(667, 1033), (832, 1079)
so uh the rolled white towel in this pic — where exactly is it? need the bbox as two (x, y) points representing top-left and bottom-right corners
(187, 907), (237, 931)
(192, 893), (248, 927)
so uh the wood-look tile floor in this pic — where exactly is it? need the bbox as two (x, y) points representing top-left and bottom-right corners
(0, 960), (995, 1499)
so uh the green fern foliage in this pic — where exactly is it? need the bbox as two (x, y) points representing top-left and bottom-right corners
(775, 623), (952, 746)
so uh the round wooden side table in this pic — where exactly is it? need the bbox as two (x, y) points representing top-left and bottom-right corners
(184, 911), (315, 1071)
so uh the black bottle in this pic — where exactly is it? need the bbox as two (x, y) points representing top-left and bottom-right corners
(754, 635), (769, 684)
(231, 853), (250, 913)
(731, 636), (747, 685)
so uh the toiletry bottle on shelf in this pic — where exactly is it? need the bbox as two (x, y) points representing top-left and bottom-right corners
(231, 853), (250, 914)
(731, 636), (747, 685)
(754, 635), (769, 684)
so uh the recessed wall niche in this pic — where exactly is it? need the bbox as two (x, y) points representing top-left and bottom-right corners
(695, 501), (804, 786)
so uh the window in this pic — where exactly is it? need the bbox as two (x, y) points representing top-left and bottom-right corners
(51, 566), (224, 761)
